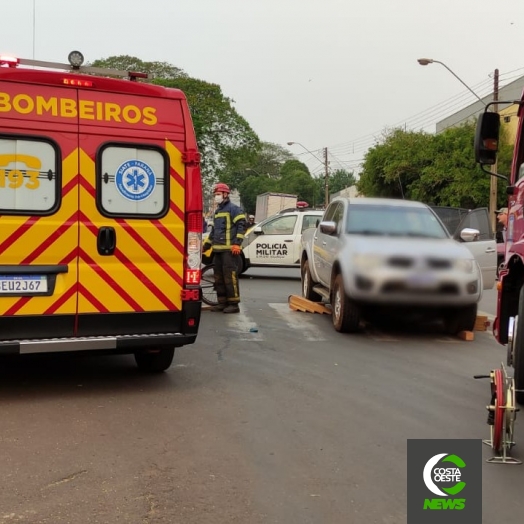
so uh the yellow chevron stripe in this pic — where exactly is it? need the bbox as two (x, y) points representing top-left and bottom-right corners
(77, 260), (137, 312)
(165, 140), (186, 181)
(52, 293), (78, 315)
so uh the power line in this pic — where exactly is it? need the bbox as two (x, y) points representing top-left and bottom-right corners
(326, 68), (524, 157)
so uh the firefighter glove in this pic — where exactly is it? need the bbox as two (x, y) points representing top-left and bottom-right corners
(203, 241), (212, 251)
(231, 244), (242, 256)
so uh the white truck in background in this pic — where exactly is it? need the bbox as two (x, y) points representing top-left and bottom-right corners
(255, 192), (297, 223)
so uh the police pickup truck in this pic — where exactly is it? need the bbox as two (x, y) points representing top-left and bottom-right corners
(240, 206), (324, 272)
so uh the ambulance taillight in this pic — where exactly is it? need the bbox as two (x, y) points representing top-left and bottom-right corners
(185, 211), (202, 287)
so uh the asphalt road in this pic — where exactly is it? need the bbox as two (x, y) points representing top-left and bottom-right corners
(0, 268), (522, 523)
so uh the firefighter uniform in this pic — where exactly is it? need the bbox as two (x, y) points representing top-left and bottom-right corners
(204, 192), (246, 312)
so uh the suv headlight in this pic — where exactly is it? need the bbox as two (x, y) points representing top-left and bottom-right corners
(454, 258), (474, 273)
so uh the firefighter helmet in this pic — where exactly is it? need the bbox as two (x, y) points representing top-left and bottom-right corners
(213, 182), (230, 194)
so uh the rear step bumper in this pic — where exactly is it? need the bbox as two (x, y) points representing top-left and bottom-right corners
(0, 333), (197, 355)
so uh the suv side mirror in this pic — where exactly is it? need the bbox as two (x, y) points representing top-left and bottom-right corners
(253, 226), (263, 235)
(474, 112), (500, 165)
(319, 221), (337, 235)
(460, 228), (480, 242)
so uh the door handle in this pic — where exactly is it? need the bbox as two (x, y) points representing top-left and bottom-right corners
(485, 248), (496, 253)
(284, 239), (293, 242)
(322, 242), (327, 246)
(97, 226), (116, 256)
(314, 236), (317, 240)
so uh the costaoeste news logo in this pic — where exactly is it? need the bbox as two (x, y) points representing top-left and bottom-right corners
(422, 453), (466, 510)
(407, 439), (481, 524)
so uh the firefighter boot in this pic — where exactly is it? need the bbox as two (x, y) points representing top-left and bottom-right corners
(223, 304), (240, 314)
(211, 303), (227, 312)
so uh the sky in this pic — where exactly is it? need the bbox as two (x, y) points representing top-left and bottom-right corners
(3, 0), (524, 176)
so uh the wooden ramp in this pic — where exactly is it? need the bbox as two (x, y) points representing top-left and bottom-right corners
(288, 295), (331, 315)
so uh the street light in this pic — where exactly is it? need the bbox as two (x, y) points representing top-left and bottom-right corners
(246, 167), (270, 178)
(286, 141), (325, 164)
(417, 57), (498, 231)
(287, 141), (329, 207)
(417, 58), (486, 106)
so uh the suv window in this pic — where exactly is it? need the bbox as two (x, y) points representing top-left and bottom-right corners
(323, 202), (339, 222)
(459, 208), (492, 241)
(332, 203), (344, 234)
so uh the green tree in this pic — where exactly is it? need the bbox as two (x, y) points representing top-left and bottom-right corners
(89, 55), (260, 185)
(357, 122), (512, 209)
(328, 169), (357, 194)
(219, 142), (295, 205)
(89, 55), (187, 80)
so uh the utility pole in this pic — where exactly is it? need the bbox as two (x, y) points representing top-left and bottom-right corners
(324, 147), (329, 207)
(489, 69), (499, 233)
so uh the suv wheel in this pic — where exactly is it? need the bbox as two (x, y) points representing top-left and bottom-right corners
(301, 259), (321, 302)
(332, 274), (360, 333)
(443, 304), (477, 335)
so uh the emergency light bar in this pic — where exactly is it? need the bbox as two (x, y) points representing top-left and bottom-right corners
(0, 51), (149, 81)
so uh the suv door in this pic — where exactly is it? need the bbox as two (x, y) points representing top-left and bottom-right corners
(455, 208), (496, 289)
(314, 202), (341, 285)
(432, 206), (497, 290)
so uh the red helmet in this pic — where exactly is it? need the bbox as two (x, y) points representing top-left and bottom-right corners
(213, 182), (230, 194)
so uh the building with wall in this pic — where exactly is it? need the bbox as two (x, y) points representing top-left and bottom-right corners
(436, 75), (524, 144)
(330, 185), (361, 201)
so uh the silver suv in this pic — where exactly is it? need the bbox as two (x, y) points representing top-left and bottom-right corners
(300, 197), (494, 334)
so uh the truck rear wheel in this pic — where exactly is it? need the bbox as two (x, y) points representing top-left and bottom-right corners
(513, 285), (524, 405)
(134, 347), (175, 373)
(301, 259), (321, 302)
(332, 274), (360, 333)
(443, 304), (477, 335)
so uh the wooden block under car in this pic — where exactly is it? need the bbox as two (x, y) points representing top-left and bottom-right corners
(474, 315), (489, 331)
(288, 295), (331, 315)
(457, 330), (475, 341)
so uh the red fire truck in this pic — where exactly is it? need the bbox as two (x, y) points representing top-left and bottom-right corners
(475, 96), (524, 403)
(0, 51), (203, 372)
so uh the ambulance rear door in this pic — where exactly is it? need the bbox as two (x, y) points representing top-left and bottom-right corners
(76, 89), (186, 337)
(0, 81), (80, 341)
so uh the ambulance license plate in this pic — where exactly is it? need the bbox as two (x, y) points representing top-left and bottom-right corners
(0, 275), (48, 294)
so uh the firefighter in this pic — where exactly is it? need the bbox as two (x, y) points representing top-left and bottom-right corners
(203, 183), (246, 313)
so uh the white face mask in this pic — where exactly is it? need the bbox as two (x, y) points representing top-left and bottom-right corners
(214, 194), (224, 204)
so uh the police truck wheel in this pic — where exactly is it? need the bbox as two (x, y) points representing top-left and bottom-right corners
(236, 255), (246, 275)
(513, 285), (524, 405)
(301, 259), (321, 302)
(134, 347), (175, 373)
(332, 274), (360, 333)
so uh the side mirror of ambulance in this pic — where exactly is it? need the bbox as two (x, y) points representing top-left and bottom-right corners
(460, 228), (480, 242)
(253, 226), (263, 235)
(474, 111), (500, 165)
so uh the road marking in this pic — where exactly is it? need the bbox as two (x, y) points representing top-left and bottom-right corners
(268, 303), (327, 341)
(225, 303), (264, 341)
